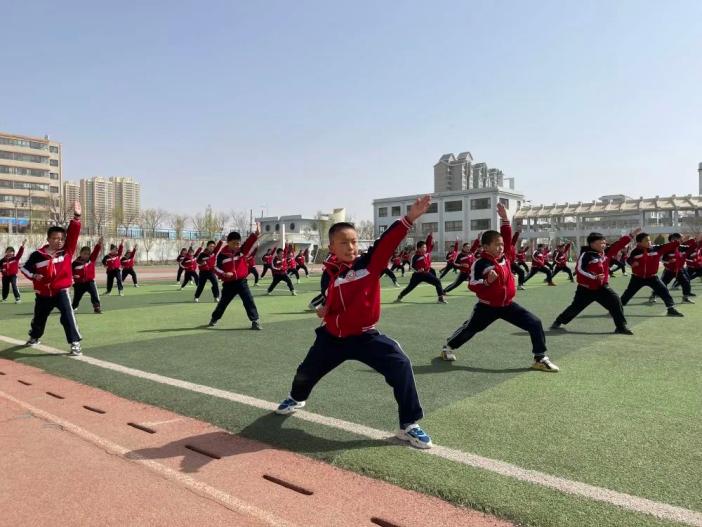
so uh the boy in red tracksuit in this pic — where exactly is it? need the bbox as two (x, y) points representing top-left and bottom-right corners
(523, 244), (555, 286)
(209, 227), (261, 329)
(619, 232), (683, 316)
(176, 248), (188, 283)
(267, 247), (296, 295)
(551, 243), (574, 282)
(247, 246), (260, 286)
(685, 239), (702, 281)
(195, 239), (223, 302)
(121, 245), (139, 287)
(439, 241), (459, 279)
(1, 239), (25, 303)
(296, 250), (309, 277)
(441, 203), (558, 372)
(509, 231), (527, 290)
(401, 249), (412, 273)
(395, 233), (446, 303)
(20, 201), (83, 356)
(72, 237), (103, 314)
(655, 233), (696, 303)
(443, 237), (481, 294)
(276, 196), (434, 449)
(551, 229), (639, 334)
(102, 240), (124, 296)
(260, 248), (274, 278)
(390, 251), (405, 277)
(179, 245), (201, 289)
(286, 245), (300, 282)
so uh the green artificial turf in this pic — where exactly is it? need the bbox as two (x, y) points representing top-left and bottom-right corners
(1, 271), (700, 527)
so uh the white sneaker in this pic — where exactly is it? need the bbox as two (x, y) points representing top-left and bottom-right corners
(69, 342), (82, 357)
(440, 346), (456, 361)
(26, 338), (40, 346)
(194, 298), (199, 303)
(15, 298), (21, 304)
(215, 297), (221, 303)
(291, 290), (297, 296)
(118, 291), (124, 297)
(275, 397), (305, 415)
(531, 356), (559, 372)
(396, 424), (433, 449)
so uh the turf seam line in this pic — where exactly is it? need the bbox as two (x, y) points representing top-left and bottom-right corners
(1, 335), (701, 526)
(0, 388), (300, 527)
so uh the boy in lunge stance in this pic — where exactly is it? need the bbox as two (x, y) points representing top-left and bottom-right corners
(395, 232), (446, 303)
(72, 237), (103, 314)
(440, 203), (558, 372)
(276, 196), (435, 449)
(619, 233), (684, 316)
(194, 239), (223, 302)
(551, 229), (639, 335)
(209, 225), (262, 330)
(1, 239), (25, 303)
(102, 240), (124, 296)
(21, 201), (83, 356)
(267, 247), (296, 295)
(121, 244), (139, 287)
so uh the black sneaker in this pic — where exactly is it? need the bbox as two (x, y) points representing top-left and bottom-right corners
(251, 320), (262, 330)
(667, 307), (685, 317)
(207, 319), (217, 327)
(614, 327), (634, 335)
(682, 297), (695, 304)
(550, 322), (564, 330)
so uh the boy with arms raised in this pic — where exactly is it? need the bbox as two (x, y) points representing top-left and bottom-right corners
(440, 203), (558, 371)
(276, 196), (434, 449)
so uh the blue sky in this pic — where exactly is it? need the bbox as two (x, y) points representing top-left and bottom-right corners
(2, 0), (701, 221)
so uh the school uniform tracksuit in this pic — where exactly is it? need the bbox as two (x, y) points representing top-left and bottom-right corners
(620, 241), (679, 308)
(72, 244), (102, 312)
(397, 234), (444, 300)
(286, 217), (423, 428)
(102, 244), (124, 294)
(210, 235), (260, 324)
(1, 245), (24, 301)
(21, 218), (82, 344)
(195, 242), (223, 301)
(121, 248), (138, 285)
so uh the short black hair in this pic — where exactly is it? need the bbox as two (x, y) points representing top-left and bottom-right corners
(110, 244), (117, 250)
(180, 248), (187, 253)
(276, 248), (283, 254)
(227, 231), (241, 242)
(462, 242), (470, 248)
(80, 246), (91, 253)
(536, 243), (544, 249)
(635, 232), (649, 243)
(5, 246), (15, 253)
(481, 230), (502, 246)
(47, 226), (65, 237)
(207, 240), (216, 246)
(587, 232), (605, 245)
(669, 232), (682, 241)
(328, 222), (356, 242)
(416, 241), (426, 249)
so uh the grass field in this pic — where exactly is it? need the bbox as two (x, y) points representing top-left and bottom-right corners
(1, 271), (701, 527)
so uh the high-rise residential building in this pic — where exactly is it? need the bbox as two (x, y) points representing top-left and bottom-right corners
(0, 131), (62, 232)
(75, 176), (141, 235)
(433, 151), (514, 193)
(110, 176), (141, 222)
(80, 177), (114, 235)
(63, 181), (80, 208)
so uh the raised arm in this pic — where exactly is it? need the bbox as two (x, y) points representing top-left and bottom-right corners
(496, 202), (514, 261)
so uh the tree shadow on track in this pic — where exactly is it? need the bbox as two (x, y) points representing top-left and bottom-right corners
(411, 357), (531, 375)
(0, 345), (64, 360)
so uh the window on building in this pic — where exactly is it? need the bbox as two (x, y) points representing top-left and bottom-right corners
(378, 207), (387, 217)
(444, 200), (462, 212)
(50, 186), (59, 194)
(265, 225), (271, 232)
(49, 146), (59, 153)
(499, 198), (509, 209)
(289, 223), (295, 231)
(427, 202), (438, 214)
(49, 159), (59, 166)
(471, 198), (491, 210)
(275, 223), (280, 231)
(471, 219), (491, 230)
(391, 206), (401, 216)
(406, 204), (412, 213)
(49, 172), (59, 180)
(378, 225), (387, 234)
(445, 220), (462, 232)
(421, 222), (438, 234)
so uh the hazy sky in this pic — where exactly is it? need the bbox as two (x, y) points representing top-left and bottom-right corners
(2, 1), (701, 221)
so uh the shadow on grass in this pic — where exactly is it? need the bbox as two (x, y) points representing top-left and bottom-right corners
(411, 357), (531, 375)
(138, 326), (210, 334)
(0, 344), (64, 360)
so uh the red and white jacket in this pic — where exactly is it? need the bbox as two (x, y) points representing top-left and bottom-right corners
(576, 235), (631, 290)
(72, 243), (102, 283)
(323, 216), (412, 338)
(662, 240), (696, 274)
(0, 245), (24, 277)
(411, 233), (433, 272)
(531, 249), (547, 269)
(627, 241), (678, 278)
(21, 218), (81, 297)
(197, 241), (223, 272)
(215, 234), (258, 282)
(468, 219), (516, 307)
(247, 246), (258, 269)
(102, 243), (124, 272)
(554, 243), (572, 267)
(295, 252), (306, 267)
(120, 247), (137, 269)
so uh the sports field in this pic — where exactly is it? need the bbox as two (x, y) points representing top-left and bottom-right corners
(1, 271), (700, 527)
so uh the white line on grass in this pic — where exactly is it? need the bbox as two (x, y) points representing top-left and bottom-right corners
(1, 334), (701, 527)
(0, 388), (298, 527)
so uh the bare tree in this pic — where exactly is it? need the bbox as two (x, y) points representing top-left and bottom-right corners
(140, 208), (167, 262)
(169, 214), (189, 241)
(229, 210), (249, 234)
(355, 219), (374, 240)
(92, 208), (111, 237)
(48, 196), (71, 227)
